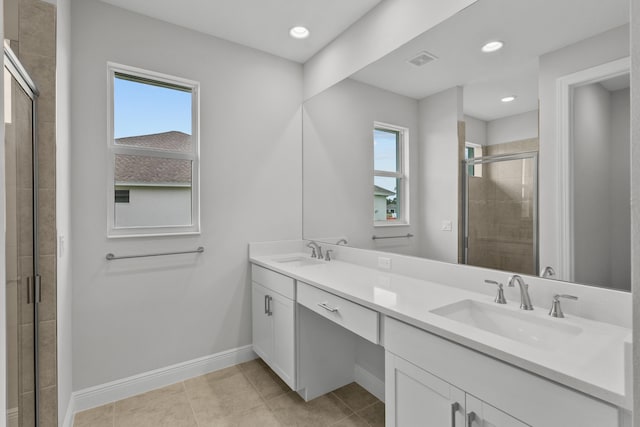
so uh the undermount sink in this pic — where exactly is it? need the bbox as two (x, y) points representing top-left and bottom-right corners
(430, 299), (583, 351)
(273, 255), (324, 267)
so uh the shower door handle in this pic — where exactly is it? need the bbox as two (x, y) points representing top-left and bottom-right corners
(34, 274), (42, 303)
(25, 275), (41, 304)
(26, 276), (32, 304)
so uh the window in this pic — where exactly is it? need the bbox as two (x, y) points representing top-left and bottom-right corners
(108, 63), (200, 237)
(465, 141), (483, 177)
(114, 189), (130, 203)
(373, 123), (409, 225)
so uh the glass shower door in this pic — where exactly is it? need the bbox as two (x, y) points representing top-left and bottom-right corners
(464, 152), (538, 276)
(5, 46), (38, 427)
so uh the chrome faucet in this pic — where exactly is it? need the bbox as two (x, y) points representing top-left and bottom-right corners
(336, 238), (348, 245)
(508, 275), (534, 310)
(306, 241), (323, 259)
(540, 266), (556, 279)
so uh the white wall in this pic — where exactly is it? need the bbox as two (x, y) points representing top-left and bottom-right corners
(303, 0), (477, 100)
(465, 111), (538, 148)
(464, 115), (487, 146)
(418, 87), (463, 262)
(56, 0), (73, 422)
(610, 88), (631, 290)
(71, 0), (302, 390)
(303, 78), (420, 255)
(486, 110), (539, 145)
(573, 83), (613, 286)
(538, 24), (629, 276)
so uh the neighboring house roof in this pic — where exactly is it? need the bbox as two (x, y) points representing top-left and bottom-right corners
(116, 131), (192, 152)
(374, 185), (395, 197)
(115, 131), (192, 185)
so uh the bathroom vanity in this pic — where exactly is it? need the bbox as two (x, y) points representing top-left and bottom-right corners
(249, 240), (632, 427)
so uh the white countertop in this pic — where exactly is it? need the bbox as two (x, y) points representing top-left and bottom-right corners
(250, 252), (632, 410)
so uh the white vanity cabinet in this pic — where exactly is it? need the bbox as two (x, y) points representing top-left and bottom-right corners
(466, 395), (529, 427)
(386, 352), (527, 427)
(251, 265), (296, 389)
(385, 317), (620, 427)
(386, 352), (467, 426)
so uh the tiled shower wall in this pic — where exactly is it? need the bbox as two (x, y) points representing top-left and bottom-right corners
(466, 138), (538, 275)
(8, 0), (58, 425)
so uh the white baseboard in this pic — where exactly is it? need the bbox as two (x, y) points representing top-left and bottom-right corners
(61, 397), (75, 427)
(70, 345), (256, 415)
(354, 364), (385, 402)
(7, 407), (18, 427)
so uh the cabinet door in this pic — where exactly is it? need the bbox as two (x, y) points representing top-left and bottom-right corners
(270, 291), (296, 389)
(386, 351), (466, 427)
(466, 395), (529, 427)
(251, 282), (272, 363)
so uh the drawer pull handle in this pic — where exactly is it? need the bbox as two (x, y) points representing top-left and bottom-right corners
(467, 411), (476, 427)
(267, 296), (273, 316)
(450, 402), (460, 427)
(317, 302), (339, 313)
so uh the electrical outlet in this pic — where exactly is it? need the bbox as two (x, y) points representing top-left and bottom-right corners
(441, 220), (452, 231)
(378, 257), (392, 270)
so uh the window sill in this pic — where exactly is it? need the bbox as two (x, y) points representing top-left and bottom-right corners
(373, 221), (410, 228)
(107, 230), (201, 239)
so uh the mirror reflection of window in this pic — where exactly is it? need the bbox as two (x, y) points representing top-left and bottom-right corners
(373, 123), (408, 225)
(465, 141), (483, 177)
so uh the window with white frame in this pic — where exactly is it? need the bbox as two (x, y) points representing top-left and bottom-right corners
(465, 141), (483, 177)
(108, 64), (200, 237)
(373, 123), (409, 225)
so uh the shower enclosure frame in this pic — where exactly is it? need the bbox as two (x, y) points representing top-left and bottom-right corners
(4, 42), (41, 426)
(462, 151), (539, 275)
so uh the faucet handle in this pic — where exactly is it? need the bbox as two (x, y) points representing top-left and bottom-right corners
(484, 280), (507, 304)
(555, 294), (578, 301)
(324, 249), (333, 261)
(540, 266), (556, 279)
(306, 242), (317, 258)
(549, 294), (578, 318)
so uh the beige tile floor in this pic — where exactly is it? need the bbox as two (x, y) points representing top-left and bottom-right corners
(73, 359), (384, 427)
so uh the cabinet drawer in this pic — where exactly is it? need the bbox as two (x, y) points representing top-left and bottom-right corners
(251, 264), (295, 300)
(297, 281), (379, 343)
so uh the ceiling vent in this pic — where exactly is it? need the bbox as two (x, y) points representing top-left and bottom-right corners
(407, 51), (438, 67)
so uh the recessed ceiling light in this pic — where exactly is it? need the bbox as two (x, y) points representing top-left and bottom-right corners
(482, 41), (504, 53)
(289, 26), (310, 39)
(501, 96), (516, 103)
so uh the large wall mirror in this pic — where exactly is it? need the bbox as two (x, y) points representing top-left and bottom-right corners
(302, 0), (631, 291)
